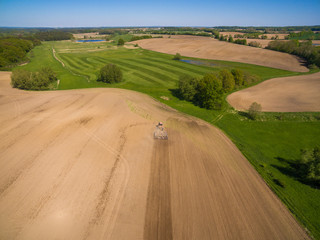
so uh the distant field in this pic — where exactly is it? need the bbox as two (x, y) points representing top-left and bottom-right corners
(228, 72), (320, 112)
(15, 40), (320, 239)
(133, 35), (308, 72)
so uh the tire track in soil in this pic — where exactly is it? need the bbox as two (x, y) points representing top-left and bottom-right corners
(144, 139), (173, 240)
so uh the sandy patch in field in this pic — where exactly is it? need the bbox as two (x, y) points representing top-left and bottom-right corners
(228, 72), (320, 112)
(124, 44), (138, 49)
(0, 72), (309, 239)
(133, 35), (308, 72)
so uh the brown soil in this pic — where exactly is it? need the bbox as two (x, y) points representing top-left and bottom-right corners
(228, 72), (320, 112)
(133, 35), (308, 72)
(220, 32), (288, 40)
(0, 72), (309, 239)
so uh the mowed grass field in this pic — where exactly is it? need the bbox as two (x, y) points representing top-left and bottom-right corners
(18, 40), (320, 239)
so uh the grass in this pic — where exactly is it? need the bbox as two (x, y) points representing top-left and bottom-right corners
(16, 40), (320, 239)
(216, 113), (320, 239)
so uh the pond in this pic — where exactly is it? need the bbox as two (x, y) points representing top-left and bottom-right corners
(313, 43), (320, 46)
(180, 59), (219, 67)
(77, 39), (105, 42)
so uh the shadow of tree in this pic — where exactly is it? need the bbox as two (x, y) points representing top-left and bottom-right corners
(272, 157), (319, 189)
(169, 88), (182, 100)
(238, 111), (252, 119)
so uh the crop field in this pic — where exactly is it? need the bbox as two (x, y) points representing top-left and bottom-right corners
(0, 71), (311, 239)
(5, 39), (320, 239)
(228, 72), (320, 112)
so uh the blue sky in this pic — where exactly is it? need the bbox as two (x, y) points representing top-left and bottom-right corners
(0, 0), (319, 27)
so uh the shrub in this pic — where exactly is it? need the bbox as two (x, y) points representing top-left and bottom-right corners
(172, 53), (181, 60)
(219, 69), (235, 92)
(11, 69), (31, 89)
(117, 38), (124, 46)
(248, 41), (262, 48)
(178, 75), (199, 101)
(231, 69), (244, 86)
(98, 64), (123, 83)
(11, 67), (57, 90)
(248, 102), (262, 120)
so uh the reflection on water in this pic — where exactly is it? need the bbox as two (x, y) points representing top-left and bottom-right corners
(180, 59), (219, 67)
(77, 39), (105, 42)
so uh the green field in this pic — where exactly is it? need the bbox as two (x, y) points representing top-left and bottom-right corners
(17, 40), (320, 239)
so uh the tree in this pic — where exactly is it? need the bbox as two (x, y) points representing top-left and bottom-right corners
(172, 53), (181, 60)
(117, 38), (124, 46)
(219, 69), (235, 92)
(228, 35), (234, 43)
(178, 75), (199, 101)
(248, 102), (262, 120)
(231, 69), (244, 86)
(98, 64), (123, 83)
(299, 146), (320, 186)
(195, 73), (223, 110)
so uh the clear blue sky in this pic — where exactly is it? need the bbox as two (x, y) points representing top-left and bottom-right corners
(0, 0), (319, 27)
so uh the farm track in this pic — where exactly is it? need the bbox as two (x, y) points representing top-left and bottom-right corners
(0, 72), (310, 239)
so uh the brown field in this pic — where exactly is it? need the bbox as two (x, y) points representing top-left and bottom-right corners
(133, 35), (308, 72)
(220, 32), (288, 40)
(73, 32), (108, 39)
(0, 72), (309, 239)
(227, 72), (320, 112)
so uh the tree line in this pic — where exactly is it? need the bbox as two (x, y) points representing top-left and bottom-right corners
(34, 31), (73, 41)
(0, 37), (40, 70)
(177, 68), (260, 110)
(266, 40), (320, 68)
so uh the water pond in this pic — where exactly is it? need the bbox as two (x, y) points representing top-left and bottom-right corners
(77, 39), (105, 42)
(180, 59), (219, 67)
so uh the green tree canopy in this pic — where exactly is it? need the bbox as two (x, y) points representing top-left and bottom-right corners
(195, 73), (223, 110)
(178, 75), (199, 101)
(219, 69), (235, 92)
(98, 64), (123, 83)
(231, 69), (244, 86)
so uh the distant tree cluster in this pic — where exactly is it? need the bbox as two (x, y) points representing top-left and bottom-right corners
(117, 38), (125, 46)
(34, 31), (73, 41)
(97, 64), (123, 83)
(11, 67), (57, 90)
(234, 39), (247, 45)
(177, 69), (260, 110)
(172, 53), (181, 60)
(266, 40), (320, 68)
(0, 37), (39, 69)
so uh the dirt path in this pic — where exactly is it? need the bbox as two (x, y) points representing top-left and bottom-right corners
(133, 35), (308, 72)
(0, 72), (309, 239)
(228, 72), (320, 112)
(52, 48), (65, 67)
